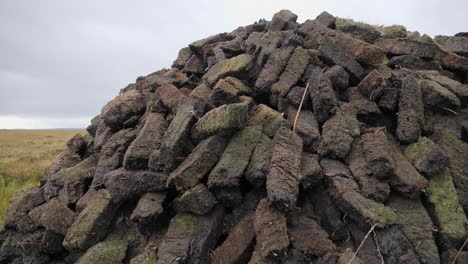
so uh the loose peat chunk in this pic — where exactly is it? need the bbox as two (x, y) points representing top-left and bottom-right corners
(298, 19), (387, 67)
(321, 158), (361, 201)
(324, 65), (349, 93)
(43, 154), (99, 205)
(336, 191), (398, 228)
(63, 189), (116, 251)
(253, 199), (289, 260)
(86, 115), (101, 136)
(246, 31), (284, 71)
(3, 187), (45, 232)
(39, 230), (66, 256)
(155, 83), (186, 112)
(152, 110), (197, 173)
(308, 67), (339, 124)
(28, 198), (76, 236)
(271, 46), (310, 98)
(287, 212), (336, 257)
(318, 37), (365, 82)
(130, 192), (166, 225)
(75, 240), (128, 264)
(431, 130), (468, 211)
(308, 186), (349, 241)
(320, 158), (353, 180)
(210, 76), (252, 106)
(212, 188), (244, 209)
(357, 69), (385, 101)
(434, 47), (468, 73)
(286, 107), (321, 152)
(347, 136), (391, 203)
(404, 137), (448, 177)
(189, 33), (230, 54)
(315, 11), (336, 28)
(266, 127), (303, 211)
(100, 89), (146, 130)
(156, 206), (224, 264)
(66, 134), (87, 156)
(172, 47), (192, 69)
(424, 168), (467, 250)
(388, 55), (441, 71)
(388, 194), (440, 264)
(440, 249), (468, 264)
(255, 47), (295, 95)
(190, 82), (212, 99)
(443, 36), (468, 56)
(0, 231), (51, 264)
(208, 126), (262, 195)
(94, 120), (114, 150)
(419, 70), (468, 107)
(48, 148), (82, 176)
(360, 132), (395, 180)
(123, 113), (168, 170)
(375, 225), (421, 264)
(262, 114), (290, 138)
(247, 104), (281, 126)
(335, 18), (382, 44)
(267, 9), (298, 31)
(286, 85), (311, 109)
(396, 75), (424, 144)
(211, 213), (255, 264)
(168, 135), (227, 190)
(318, 111), (359, 160)
(92, 128), (138, 188)
(245, 133), (272, 188)
(374, 38), (439, 59)
(300, 153), (322, 189)
(387, 135), (428, 198)
(176, 96), (213, 119)
(174, 184), (217, 215)
(202, 54), (253, 86)
(192, 103), (248, 141)
(420, 79), (461, 110)
(347, 222), (384, 264)
(103, 168), (167, 204)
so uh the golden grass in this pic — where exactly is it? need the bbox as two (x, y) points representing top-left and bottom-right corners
(0, 129), (84, 224)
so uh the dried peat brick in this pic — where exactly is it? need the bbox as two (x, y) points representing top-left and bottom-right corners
(253, 199), (289, 260)
(266, 126), (303, 211)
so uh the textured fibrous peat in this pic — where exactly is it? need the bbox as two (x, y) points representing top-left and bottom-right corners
(2, 9), (468, 264)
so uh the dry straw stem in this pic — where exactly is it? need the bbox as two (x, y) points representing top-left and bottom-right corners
(440, 106), (458, 115)
(452, 237), (468, 264)
(347, 224), (378, 264)
(292, 81), (310, 133)
(373, 228), (384, 264)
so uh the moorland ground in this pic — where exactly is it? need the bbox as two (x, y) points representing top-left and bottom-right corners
(0, 129), (84, 224)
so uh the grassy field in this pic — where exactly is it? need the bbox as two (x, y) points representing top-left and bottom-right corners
(0, 129), (84, 225)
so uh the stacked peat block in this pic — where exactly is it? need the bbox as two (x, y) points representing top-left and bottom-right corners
(2, 10), (468, 264)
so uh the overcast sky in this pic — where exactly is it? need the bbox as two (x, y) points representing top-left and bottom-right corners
(1, 0), (467, 129)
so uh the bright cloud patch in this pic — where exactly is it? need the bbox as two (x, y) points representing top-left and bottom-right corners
(0, 115), (91, 129)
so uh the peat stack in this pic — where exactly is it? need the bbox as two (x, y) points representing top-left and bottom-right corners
(1, 10), (468, 264)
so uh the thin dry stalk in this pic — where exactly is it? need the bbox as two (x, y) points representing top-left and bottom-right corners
(347, 224), (377, 264)
(373, 228), (384, 264)
(293, 82), (310, 133)
(440, 106), (458, 115)
(451, 237), (468, 264)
